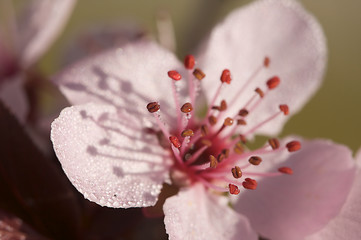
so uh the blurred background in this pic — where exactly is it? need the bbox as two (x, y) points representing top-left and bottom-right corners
(38, 0), (361, 152)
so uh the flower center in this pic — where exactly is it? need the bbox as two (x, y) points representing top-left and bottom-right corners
(146, 54), (300, 195)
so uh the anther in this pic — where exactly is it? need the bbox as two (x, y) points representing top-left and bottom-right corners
(223, 117), (234, 126)
(264, 56), (270, 67)
(239, 134), (247, 144)
(169, 136), (181, 148)
(209, 155), (218, 168)
(238, 109), (249, 117)
(229, 184), (240, 195)
(147, 102), (160, 113)
(181, 129), (194, 137)
(208, 115), (217, 126)
(220, 69), (232, 84)
(231, 166), (242, 179)
(242, 178), (257, 190)
(193, 68), (206, 80)
(217, 153), (225, 162)
(286, 141), (301, 152)
(181, 102), (193, 113)
(237, 119), (247, 125)
(234, 142), (244, 155)
(201, 139), (212, 147)
(200, 125), (209, 136)
(266, 76), (280, 89)
(220, 100), (227, 111)
(222, 148), (230, 158)
(268, 138), (280, 150)
(278, 167), (293, 175)
(184, 55), (195, 69)
(168, 70), (182, 81)
(249, 156), (262, 166)
(279, 104), (289, 115)
(255, 88), (265, 98)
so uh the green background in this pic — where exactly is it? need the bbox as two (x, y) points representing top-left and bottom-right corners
(39, 0), (361, 153)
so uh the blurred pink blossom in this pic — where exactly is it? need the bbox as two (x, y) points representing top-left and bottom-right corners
(0, 0), (76, 121)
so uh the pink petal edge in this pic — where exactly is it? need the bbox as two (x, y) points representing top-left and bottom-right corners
(234, 139), (355, 240)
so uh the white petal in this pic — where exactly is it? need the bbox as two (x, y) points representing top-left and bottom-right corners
(51, 103), (172, 208)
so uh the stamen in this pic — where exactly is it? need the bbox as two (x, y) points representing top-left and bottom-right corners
(234, 142), (244, 155)
(222, 149), (230, 158)
(239, 134), (247, 144)
(186, 145), (209, 165)
(220, 69), (232, 84)
(208, 115), (217, 126)
(193, 68), (206, 80)
(169, 136), (181, 149)
(209, 155), (218, 168)
(242, 178), (257, 190)
(168, 70), (182, 81)
(264, 56), (270, 67)
(181, 102), (193, 113)
(278, 167), (293, 175)
(184, 55), (195, 69)
(279, 104), (289, 115)
(248, 156), (262, 166)
(286, 141), (301, 152)
(266, 76), (280, 89)
(224, 117), (234, 126)
(237, 119), (247, 125)
(255, 88), (265, 98)
(243, 109), (284, 136)
(217, 153), (225, 162)
(229, 184), (240, 195)
(231, 166), (242, 179)
(146, 102), (160, 113)
(268, 138), (280, 150)
(238, 109), (249, 117)
(181, 129), (194, 137)
(200, 125), (209, 136)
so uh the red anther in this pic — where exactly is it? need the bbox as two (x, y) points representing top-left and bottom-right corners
(267, 76), (280, 89)
(222, 148), (230, 158)
(237, 119), (247, 125)
(181, 129), (194, 137)
(268, 138), (280, 150)
(184, 55), (195, 69)
(181, 102), (193, 113)
(229, 184), (240, 195)
(168, 70), (182, 81)
(209, 155), (218, 168)
(200, 125), (209, 136)
(278, 167), (293, 175)
(234, 142), (244, 155)
(147, 102), (160, 113)
(231, 166), (242, 179)
(220, 69), (232, 84)
(239, 134), (247, 144)
(286, 141), (301, 152)
(220, 100), (227, 111)
(279, 104), (289, 115)
(223, 117), (234, 126)
(242, 178), (257, 190)
(193, 68), (206, 80)
(248, 156), (262, 166)
(255, 88), (265, 98)
(217, 153), (225, 162)
(208, 115), (217, 126)
(238, 109), (249, 117)
(264, 56), (270, 67)
(169, 136), (181, 148)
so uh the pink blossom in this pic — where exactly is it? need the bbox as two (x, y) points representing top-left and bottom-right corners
(0, 0), (76, 121)
(51, 0), (356, 239)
